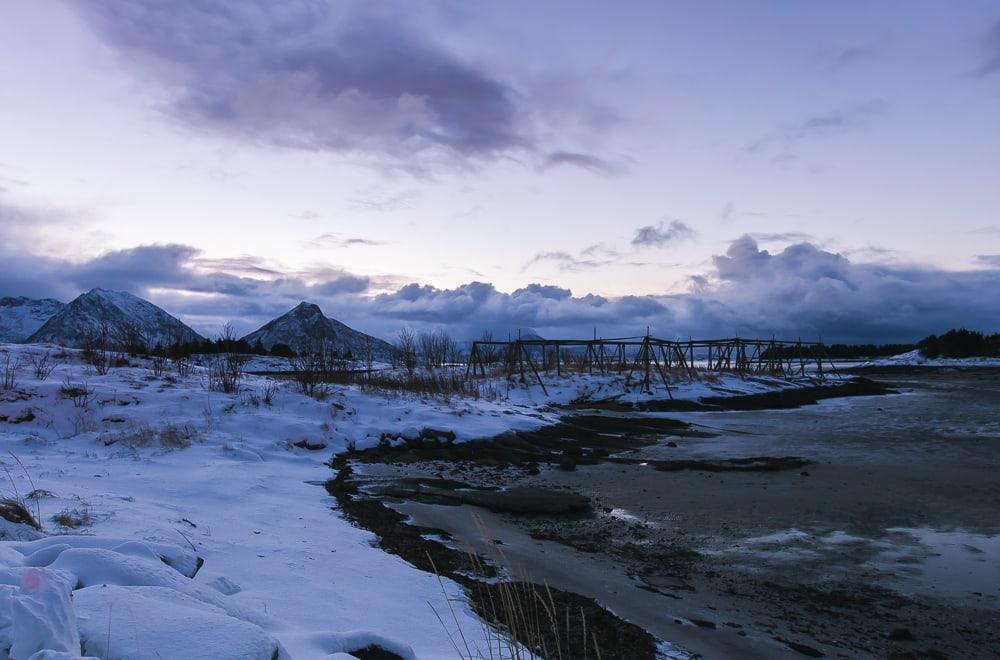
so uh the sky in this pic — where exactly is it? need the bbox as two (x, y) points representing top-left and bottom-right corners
(1, 1), (999, 342)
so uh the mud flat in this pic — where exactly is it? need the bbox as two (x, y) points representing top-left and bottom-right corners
(331, 374), (1000, 658)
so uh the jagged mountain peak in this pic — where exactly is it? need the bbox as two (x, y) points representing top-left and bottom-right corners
(26, 289), (203, 349)
(242, 302), (394, 359)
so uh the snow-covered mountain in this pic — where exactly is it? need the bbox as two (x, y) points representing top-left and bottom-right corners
(242, 302), (394, 359)
(0, 296), (65, 342)
(26, 288), (203, 349)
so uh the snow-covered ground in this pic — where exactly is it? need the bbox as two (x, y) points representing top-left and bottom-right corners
(859, 349), (1000, 368)
(0, 342), (812, 658)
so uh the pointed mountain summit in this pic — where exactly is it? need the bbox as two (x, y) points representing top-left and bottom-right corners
(0, 296), (66, 343)
(241, 302), (394, 359)
(27, 288), (203, 349)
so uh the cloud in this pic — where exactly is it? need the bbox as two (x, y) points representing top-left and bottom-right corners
(815, 45), (878, 72)
(976, 19), (1000, 77)
(521, 251), (615, 272)
(541, 151), (623, 177)
(68, 1), (615, 175)
(346, 189), (419, 213)
(3, 237), (999, 343)
(311, 234), (385, 248)
(747, 231), (815, 243)
(71, 2), (523, 168)
(719, 201), (735, 222)
(631, 219), (695, 248)
(746, 100), (888, 157)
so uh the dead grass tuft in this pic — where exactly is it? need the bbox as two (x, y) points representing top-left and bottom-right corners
(0, 497), (41, 530)
(52, 507), (92, 529)
(101, 423), (196, 449)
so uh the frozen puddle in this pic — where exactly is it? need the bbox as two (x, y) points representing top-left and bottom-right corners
(712, 527), (999, 600)
(876, 527), (1000, 599)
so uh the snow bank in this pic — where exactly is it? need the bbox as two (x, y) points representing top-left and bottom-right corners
(860, 349), (1000, 368)
(74, 585), (284, 660)
(1, 341), (807, 657)
(0, 567), (80, 659)
(0, 535), (287, 660)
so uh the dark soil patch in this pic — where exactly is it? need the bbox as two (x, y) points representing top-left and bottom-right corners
(637, 456), (811, 473)
(349, 414), (707, 471)
(348, 646), (404, 660)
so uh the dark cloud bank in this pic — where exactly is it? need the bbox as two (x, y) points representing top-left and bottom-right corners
(3, 237), (997, 344)
(70, 0), (616, 174)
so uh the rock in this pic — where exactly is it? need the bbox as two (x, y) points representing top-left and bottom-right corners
(888, 628), (914, 641)
(559, 455), (577, 471)
(292, 439), (327, 451)
(419, 427), (456, 444)
(666, 441), (678, 448)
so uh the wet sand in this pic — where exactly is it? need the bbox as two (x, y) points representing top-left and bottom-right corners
(347, 371), (1000, 658)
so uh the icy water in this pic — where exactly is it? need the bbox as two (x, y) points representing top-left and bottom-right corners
(392, 369), (1000, 658)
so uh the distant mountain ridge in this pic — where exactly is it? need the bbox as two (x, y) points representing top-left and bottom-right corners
(242, 302), (394, 360)
(0, 296), (66, 343)
(27, 288), (203, 349)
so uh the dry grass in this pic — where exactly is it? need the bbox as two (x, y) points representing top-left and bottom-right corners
(431, 515), (602, 660)
(52, 507), (92, 529)
(102, 423), (196, 450)
(0, 452), (42, 530)
(0, 497), (41, 530)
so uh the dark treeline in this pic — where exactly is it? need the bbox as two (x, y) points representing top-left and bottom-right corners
(762, 343), (916, 360)
(149, 339), (299, 359)
(917, 328), (1000, 359)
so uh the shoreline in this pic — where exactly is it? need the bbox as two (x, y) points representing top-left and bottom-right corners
(328, 374), (964, 657)
(325, 376), (981, 659)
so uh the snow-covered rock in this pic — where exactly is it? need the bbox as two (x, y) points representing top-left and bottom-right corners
(27, 289), (203, 349)
(241, 301), (394, 359)
(74, 585), (285, 660)
(0, 567), (80, 659)
(0, 298), (65, 343)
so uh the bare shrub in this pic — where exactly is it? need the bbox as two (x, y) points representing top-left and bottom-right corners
(150, 355), (168, 378)
(290, 345), (352, 400)
(173, 355), (192, 378)
(261, 380), (277, 405)
(477, 330), (503, 366)
(59, 378), (95, 409)
(112, 321), (149, 357)
(1, 353), (20, 391)
(81, 322), (114, 375)
(27, 350), (58, 381)
(207, 323), (248, 394)
(396, 327), (418, 376)
(360, 334), (376, 371)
